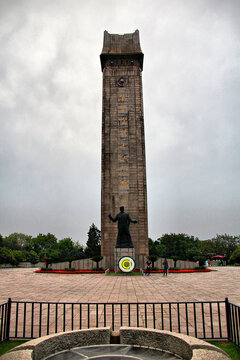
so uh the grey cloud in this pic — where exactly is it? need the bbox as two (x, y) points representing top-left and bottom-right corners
(0, 0), (240, 243)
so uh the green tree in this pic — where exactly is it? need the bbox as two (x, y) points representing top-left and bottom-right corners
(148, 254), (158, 269)
(58, 238), (75, 261)
(85, 224), (101, 258)
(3, 233), (31, 250)
(22, 237), (41, 254)
(34, 233), (58, 253)
(58, 238), (85, 268)
(229, 247), (240, 264)
(148, 238), (155, 254)
(199, 240), (215, 257)
(171, 255), (180, 268)
(0, 247), (12, 264)
(43, 248), (61, 268)
(0, 234), (3, 247)
(210, 234), (239, 260)
(157, 233), (200, 261)
(149, 238), (167, 258)
(26, 250), (39, 264)
(91, 255), (103, 270)
(9, 250), (25, 266)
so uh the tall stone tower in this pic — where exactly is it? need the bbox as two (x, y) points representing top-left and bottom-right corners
(100, 30), (148, 263)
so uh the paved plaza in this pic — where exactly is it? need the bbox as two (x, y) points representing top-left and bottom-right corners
(0, 267), (239, 339)
(0, 266), (239, 304)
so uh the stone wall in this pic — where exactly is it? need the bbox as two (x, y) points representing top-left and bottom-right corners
(51, 257), (197, 270)
(0, 262), (44, 269)
(153, 258), (197, 269)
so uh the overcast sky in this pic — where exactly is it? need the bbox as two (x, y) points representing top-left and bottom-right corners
(0, 0), (240, 245)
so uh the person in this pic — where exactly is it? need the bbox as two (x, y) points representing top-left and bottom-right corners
(163, 258), (168, 276)
(145, 259), (151, 276)
(108, 206), (138, 248)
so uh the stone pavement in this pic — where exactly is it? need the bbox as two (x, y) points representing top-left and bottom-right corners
(0, 266), (239, 304)
(0, 267), (239, 339)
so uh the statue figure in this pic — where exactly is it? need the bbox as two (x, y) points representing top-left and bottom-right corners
(108, 206), (138, 248)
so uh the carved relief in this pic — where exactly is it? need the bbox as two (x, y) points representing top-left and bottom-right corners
(117, 76), (128, 87)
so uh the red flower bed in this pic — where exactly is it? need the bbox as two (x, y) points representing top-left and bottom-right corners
(35, 270), (105, 274)
(36, 269), (211, 274)
(143, 269), (211, 273)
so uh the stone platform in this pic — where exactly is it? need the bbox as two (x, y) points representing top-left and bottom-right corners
(114, 247), (135, 272)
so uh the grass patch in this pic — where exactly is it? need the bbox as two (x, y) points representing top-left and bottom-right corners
(0, 340), (28, 356)
(208, 341), (240, 359)
(106, 271), (143, 276)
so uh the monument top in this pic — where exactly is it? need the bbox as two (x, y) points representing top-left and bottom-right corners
(100, 30), (144, 71)
(101, 30), (143, 54)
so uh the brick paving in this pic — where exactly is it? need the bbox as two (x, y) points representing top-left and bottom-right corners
(0, 267), (238, 339)
(0, 266), (239, 304)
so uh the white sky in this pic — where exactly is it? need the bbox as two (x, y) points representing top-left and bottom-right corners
(1, 0), (240, 244)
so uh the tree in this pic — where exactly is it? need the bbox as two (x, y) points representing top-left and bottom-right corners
(57, 238), (85, 268)
(85, 224), (101, 258)
(58, 238), (75, 261)
(157, 233), (200, 261)
(22, 237), (41, 254)
(3, 233), (32, 250)
(91, 255), (103, 270)
(0, 234), (3, 247)
(43, 248), (61, 268)
(8, 250), (24, 266)
(229, 248), (240, 264)
(26, 250), (39, 265)
(0, 247), (12, 264)
(199, 240), (215, 257)
(34, 233), (58, 253)
(210, 234), (239, 260)
(171, 255), (180, 268)
(149, 238), (167, 258)
(148, 254), (158, 269)
(148, 238), (156, 254)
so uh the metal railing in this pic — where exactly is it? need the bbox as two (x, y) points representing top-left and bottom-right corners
(226, 298), (240, 346)
(0, 301), (11, 342)
(0, 298), (239, 347)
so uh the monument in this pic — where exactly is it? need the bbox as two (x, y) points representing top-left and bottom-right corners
(100, 30), (148, 269)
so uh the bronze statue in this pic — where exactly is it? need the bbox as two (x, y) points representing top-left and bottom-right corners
(108, 206), (138, 248)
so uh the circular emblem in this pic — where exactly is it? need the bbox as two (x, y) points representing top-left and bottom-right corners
(117, 76), (128, 87)
(118, 256), (135, 273)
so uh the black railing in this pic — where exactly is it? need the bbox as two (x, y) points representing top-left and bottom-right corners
(0, 298), (239, 347)
(225, 298), (240, 346)
(0, 301), (11, 342)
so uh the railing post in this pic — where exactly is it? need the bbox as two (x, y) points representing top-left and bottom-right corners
(6, 298), (12, 340)
(225, 297), (231, 341)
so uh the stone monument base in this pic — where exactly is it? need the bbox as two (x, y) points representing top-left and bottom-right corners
(114, 247), (135, 272)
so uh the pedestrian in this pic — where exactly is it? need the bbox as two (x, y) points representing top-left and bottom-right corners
(163, 258), (168, 276)
(145, 259), (152, 276)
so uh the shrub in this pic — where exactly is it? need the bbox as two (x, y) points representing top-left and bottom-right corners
(169, 267), (181, 270)
(194, 265), (206, 270)
(40, 267), (52, 271)
(92, 267), (104, 271)
(64, 268), (75, 271)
